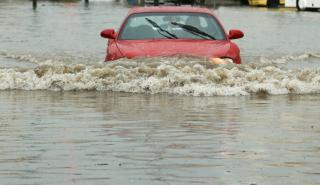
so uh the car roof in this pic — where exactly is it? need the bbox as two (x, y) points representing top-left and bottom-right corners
(128, 6), (214, 15)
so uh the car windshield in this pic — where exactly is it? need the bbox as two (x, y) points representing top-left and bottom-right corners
(119, 12), (226, 40)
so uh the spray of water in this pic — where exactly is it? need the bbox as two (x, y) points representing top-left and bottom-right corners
(1, 52), (320, 96)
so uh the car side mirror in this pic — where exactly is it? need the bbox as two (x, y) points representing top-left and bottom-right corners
(100, 29), (116, 39)
(228, 29), (244, 40)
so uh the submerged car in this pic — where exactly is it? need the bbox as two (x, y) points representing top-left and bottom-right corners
(100, 6), (244, 64)
(296, 0), (320, 11)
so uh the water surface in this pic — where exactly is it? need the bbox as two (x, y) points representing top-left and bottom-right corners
(0, 1), (320, 185)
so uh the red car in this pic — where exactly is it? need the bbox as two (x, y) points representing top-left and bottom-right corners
(100, 6), (244, 64)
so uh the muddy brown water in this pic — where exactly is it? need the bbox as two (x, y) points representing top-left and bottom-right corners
(0, 0), (320, 185)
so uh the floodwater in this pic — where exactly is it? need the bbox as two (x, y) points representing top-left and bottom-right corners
(0, 0), (320, 185)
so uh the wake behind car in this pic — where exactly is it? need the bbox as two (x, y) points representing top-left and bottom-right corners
(100, 6), (244, 64)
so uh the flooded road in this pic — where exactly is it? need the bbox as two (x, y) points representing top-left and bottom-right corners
(0, 0), (320, 185)
(1, 91), (320, 185)
(1, 0), (320, 61)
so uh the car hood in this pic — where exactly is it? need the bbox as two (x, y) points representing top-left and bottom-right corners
(116, 39), (231, 59)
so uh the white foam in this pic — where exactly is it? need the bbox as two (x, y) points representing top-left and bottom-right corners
(1, 54), (320, 96)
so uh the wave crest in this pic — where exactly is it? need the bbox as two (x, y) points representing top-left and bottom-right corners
(1, 55), (320, 96)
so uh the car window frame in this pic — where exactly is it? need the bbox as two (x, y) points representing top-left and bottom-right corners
(117, 12), (228, 41)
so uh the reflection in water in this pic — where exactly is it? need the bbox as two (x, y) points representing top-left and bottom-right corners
(0, 91), (320, 185)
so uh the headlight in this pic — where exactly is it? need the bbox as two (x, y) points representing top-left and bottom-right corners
(211, 58), (234, 64)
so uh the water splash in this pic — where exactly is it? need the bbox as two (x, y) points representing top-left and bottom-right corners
(1, 53), (320, 96)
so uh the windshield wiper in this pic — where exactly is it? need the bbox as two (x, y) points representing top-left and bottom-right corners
(145, 18), (178, 39)
(171, 22), (216, 40)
